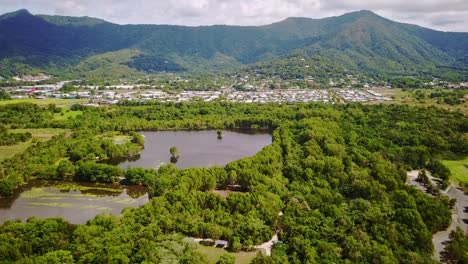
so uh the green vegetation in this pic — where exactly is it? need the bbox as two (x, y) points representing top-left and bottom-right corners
(0, 140), (34, 161)
(53, 108), (83, 121)
(0, 88), (11, 100)
(1, 8), (468, 263)
(377, 88), (468, 115)
(0, 126), (32, 146)
(0, 215), (205, 263)
(0, 101), (466, 263)
(442, 157), (468, 185)
(170, 146), (180, 163)
(43, 182), (124, 194)
(0, 98), (84, 107)
(11, 128), (69, 140)
(74, 162), (123, 183)
(73, 49), (143, 81)
(1, 9), (467, 80)
(442, 227), (468, 263)
(59, 83), (78, 93)
(196, 246), (257, 264)
(0, 128), (68, 160)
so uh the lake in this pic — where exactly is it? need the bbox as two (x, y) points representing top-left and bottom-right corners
(0, 180), (148, 224)
(0, 130), (271, 223)
(112, 130), (272, 169)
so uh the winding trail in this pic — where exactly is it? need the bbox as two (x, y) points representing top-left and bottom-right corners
(407, 170), (468, 262)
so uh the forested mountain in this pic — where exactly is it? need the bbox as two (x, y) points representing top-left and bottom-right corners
(0, 9), (467, 79)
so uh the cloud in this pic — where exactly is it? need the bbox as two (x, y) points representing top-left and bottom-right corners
(0, 0), (466, 31)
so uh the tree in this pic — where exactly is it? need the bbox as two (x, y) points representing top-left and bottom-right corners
(442, 227), (468, 263)
(56, 159), (75, 179)
(125, 167), (154, 185)
(417, 170), (429, 185)
(426, 182), (440, 196)
(170, 146), (179, 163)
(59, 83), (77, 93)
(251, 252), (275, 264)
(229, 236), (242, 252)
(130, 132), (145, 146)
(35, 250), (75, 264)
(0, 88), (11, 100)
(216, 254), (235, 264)
(75, 162), (123, 183)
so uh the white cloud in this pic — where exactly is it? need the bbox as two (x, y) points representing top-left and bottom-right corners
(0, 0), (466, 31)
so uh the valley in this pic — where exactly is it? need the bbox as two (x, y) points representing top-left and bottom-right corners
(0, 5), (467, 264)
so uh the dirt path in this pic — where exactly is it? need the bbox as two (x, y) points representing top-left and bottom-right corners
(254, 233), (278, 256)
(406, 170), (468, 262)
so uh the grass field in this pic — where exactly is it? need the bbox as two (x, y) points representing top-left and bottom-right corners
(0, 128), (69, 160)
(376, 88), (468, 115)
(0, 98), (85, 107)
(442, 156), (468, 185)
(95, 131), (132, 144)
(196, 245), (258, 264)
(53, 108), (83, 120)
(0, 141), (32, 161)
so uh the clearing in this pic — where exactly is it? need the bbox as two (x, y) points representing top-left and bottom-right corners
(0, 128), (69, 160)
(375, 88), (468, 115)
(0, 98), (84, 107)
(53, 107), (83, 120)
(96, 132), (132, 144)
(442, 157), (468, 185)
(196, 245), (258, 264)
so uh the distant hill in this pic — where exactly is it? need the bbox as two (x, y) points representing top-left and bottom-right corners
(0, 9), (467, 80)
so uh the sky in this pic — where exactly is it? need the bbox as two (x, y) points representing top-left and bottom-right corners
(0, 0), (467, 32)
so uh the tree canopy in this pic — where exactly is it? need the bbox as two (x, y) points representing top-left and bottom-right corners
(0, 101), (467, 263)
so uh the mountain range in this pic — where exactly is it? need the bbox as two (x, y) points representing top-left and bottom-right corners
(0, 9), (467, 80)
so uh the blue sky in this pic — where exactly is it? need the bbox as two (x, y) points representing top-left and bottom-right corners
(0, 0), (467, 32)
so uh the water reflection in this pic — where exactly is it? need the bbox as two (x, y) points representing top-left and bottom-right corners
(111, 130), (272, 169)
(0, 180), (148, 224)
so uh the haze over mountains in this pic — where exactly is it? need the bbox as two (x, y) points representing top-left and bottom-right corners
(0, 9), (467, 79)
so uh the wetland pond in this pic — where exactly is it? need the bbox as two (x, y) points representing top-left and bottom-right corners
(0, 180), (148, 224)
(111, 130), (272, 169)
(0, 130), (271, 223)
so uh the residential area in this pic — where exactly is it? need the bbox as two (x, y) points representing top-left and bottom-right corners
(1, 80), (395, 104)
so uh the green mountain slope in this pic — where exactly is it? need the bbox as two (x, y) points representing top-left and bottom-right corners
(302, 11), (453, 74)
(0, 9), (467, 79)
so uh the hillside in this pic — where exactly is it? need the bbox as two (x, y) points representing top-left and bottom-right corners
(0, 9), (467, 79)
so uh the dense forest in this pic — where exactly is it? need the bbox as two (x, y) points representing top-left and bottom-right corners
(1, 9), (468, 80)
(0, 101), (467, 263)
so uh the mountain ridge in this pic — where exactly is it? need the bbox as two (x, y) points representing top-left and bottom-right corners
(0, 9), (467, 80)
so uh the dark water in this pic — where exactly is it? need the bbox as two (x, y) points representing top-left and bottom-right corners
(0, 180), (148, 224)
(113, 130), (272, 169)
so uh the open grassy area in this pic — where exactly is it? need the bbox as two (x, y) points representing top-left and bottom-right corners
(0, 128), (69, 160)
(0, 141), (32, 161)
(96, 131), (132, 144)
(11, 128), (69, 140)
(376, 88), (468, 115)
(196, 245), (258, 264)
(0, 98), (85, 107)
(442, 156), (468, 185)
(53, 107), (83, 120)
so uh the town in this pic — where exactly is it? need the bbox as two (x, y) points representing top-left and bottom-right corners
(2, 81), (394, 104)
